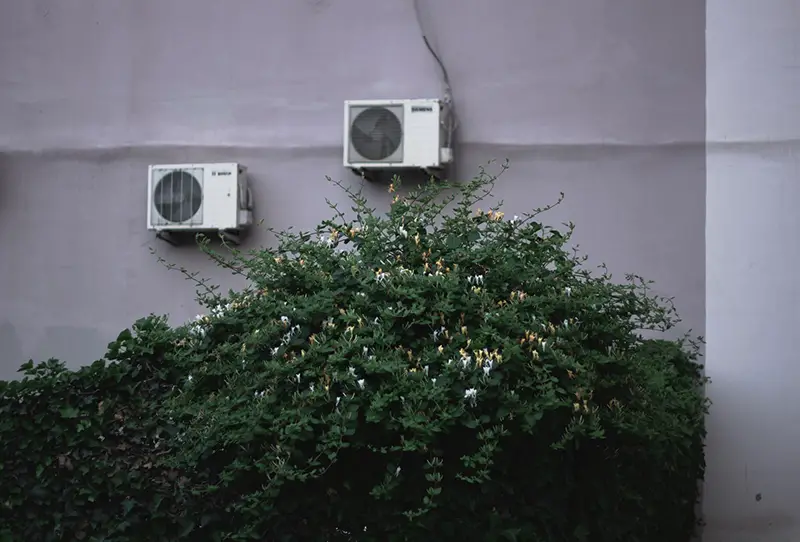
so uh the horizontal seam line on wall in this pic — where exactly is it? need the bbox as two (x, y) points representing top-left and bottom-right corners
(0, 140), (711, 156)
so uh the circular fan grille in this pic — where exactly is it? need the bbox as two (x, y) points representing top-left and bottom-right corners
(153, 170), (202, 223)
(351, 107), (403, 161)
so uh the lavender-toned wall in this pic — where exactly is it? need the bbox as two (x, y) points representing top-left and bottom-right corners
(0, 0), (706, 376)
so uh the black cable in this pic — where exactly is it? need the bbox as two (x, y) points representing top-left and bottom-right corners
(419, 30), (451, 89)
(412, 0), (458, 147)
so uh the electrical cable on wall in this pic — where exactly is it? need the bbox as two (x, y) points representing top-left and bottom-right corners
(412, 0), (458, 149)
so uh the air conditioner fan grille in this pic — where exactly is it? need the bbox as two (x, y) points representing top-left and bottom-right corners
(153, 170), (203, 223)
(350, 106), (403, 161)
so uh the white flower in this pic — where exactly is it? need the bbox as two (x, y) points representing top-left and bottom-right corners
(461, 355), (472, 369)
(271, 347), (279, 356)
(319, 233), (335, 247)
(357, 379), (365, 389)
(295, 373), (301, 383)
(512, 215), (519, 223)
(309, 384), (315, 392)
(363, 346), (369, 356)
(423, 365), (429, 375)
(564, 287), (572, 297)
(336, 396), (341, 408)
(483, 359), (494, 376)
(431, 378), (437, 385)
(280, 316), (290, 326)
(398, 227), (408, 238)
(187, 375), (193, 382)
(464, 388), (478, 405)
(395, 466), (402, 477)
(348, 367), (356, 377)
(375, 271), (389, 283)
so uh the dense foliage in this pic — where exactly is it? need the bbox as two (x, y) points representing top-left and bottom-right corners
(0, 164), (708, 541)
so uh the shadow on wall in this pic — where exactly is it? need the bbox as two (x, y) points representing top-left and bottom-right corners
(0, 323), (24, 377)
(0, 153), (10, 207)
(0, 323), (109, 380)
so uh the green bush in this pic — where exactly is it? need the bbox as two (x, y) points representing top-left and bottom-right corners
(0, 164), (708, 541)
(0, 319), (197, 541)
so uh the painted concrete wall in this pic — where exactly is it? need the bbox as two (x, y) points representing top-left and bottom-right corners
(703, 1), (800, 540)
(0, 0), (706, 412)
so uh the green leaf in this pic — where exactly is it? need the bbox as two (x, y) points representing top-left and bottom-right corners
(59, 407), (79, 419)
(122, 498), (135, 516)
(178, 520), (195, 537)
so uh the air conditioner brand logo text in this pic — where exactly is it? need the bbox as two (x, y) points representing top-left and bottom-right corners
(212, 171), (231, 176)
(411, 106), (434, 112)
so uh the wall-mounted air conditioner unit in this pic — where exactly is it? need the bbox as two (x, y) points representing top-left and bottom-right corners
(147, 162), (253, 244)
(344, 98), (453, 179)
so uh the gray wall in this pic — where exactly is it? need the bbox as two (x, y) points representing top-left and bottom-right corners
(0, 0), (706, 388)
(703, 0), (800, 540)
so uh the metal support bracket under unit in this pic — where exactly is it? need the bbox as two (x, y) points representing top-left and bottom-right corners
(155, 228), (246, 247)
(350, 147), (453, 183)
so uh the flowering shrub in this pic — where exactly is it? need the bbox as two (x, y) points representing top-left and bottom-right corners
(0, 163), (708, 541)
(163, 164), (708, 540)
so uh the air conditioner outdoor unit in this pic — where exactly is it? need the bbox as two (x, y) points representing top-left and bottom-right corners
(147, 162), (253, 240)
(344, 98), (453, 178)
